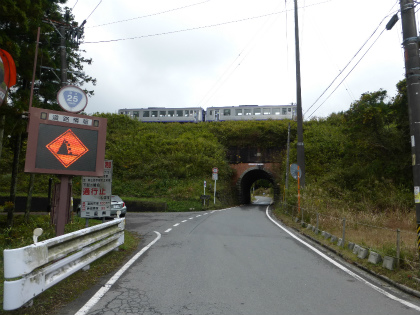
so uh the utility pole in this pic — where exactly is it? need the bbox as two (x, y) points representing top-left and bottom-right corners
(399, 0), (420, 255)
(294, 0), (306, 187)
(60, 25), (67, 86)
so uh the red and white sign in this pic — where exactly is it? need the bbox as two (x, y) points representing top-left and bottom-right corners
(81, 160), (113, 218)
(212, 167), (218, 174)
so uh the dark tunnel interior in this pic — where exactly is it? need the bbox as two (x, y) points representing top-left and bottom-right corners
(238, 168), (279, 204)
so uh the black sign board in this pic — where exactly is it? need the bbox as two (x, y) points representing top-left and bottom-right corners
(24, 107), (107, 176)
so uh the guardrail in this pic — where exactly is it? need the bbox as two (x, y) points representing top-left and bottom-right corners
(3, 217), (125, 311)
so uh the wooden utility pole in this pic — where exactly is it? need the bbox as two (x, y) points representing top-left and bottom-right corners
(294, 0), (306, 187)
(399, 0), (420, 254)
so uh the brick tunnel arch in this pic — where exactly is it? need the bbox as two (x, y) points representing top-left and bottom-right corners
(237, 167), (280, 204)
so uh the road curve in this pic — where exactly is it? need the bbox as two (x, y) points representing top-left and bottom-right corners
(61, 204), (420, 315)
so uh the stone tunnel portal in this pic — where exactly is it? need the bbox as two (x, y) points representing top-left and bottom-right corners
(238, 167), (280, 204)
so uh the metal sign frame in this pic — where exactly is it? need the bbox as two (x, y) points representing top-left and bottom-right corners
(24, 107), (107, 176)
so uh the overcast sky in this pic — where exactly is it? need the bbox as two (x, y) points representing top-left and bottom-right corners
(67, 0), (406, 119)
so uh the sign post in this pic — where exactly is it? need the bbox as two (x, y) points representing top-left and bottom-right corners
(204, 180), (206, 206)
(290, 163), (302, 219)
(212, 167), (218, 204)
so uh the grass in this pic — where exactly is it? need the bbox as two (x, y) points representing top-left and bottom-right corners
(273, 204), (420, 291)
(0, 214), (141, 315)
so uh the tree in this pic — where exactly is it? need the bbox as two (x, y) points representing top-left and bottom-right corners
(0, 0), (96, 226)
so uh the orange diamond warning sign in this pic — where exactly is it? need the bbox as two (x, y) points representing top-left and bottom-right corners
(46, 129), (89, 168)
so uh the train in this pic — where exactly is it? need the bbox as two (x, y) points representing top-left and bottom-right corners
(118, 104), (297, 123)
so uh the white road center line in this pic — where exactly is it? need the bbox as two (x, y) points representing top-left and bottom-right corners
(164, 228), (172, 233)
(182, 220), (188, 223)
(265, 207), (420, 311)
(189, 217), (193, 220)
(173, 223), (180, 227)
(196, 215), (201, 217)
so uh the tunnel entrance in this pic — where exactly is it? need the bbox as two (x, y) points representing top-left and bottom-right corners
(237, 167), (280, 204)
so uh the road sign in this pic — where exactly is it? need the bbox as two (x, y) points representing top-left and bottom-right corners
(212, 173), (218, 181)
(24, 107), (107, 176)
(57, 85), (88, 113)
(290, 163), (301, 180)
(81, 160), (113, 218)
(204, 181), (207, 187)
(212, 167), (218, 174)
(46, 129), (88, 168)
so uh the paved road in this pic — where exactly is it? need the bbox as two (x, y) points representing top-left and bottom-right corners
(61, 201), (420, 315)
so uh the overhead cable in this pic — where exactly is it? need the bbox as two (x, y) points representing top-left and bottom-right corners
(88, 0), (212, 28)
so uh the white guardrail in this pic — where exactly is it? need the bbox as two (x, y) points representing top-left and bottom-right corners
(3, 218), (125, 311)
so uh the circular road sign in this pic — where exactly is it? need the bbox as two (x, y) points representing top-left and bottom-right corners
(212, 167), (218, 174)
(57, 85), (88, 113)
(290, 163), (301, 179)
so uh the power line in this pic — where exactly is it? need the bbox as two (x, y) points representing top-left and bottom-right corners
(85, 0), (103, 21)
(72, 0), (79, 10)
(306, 28), (386, 119)
(82, 0), (332, 44)
(304, 5), (399, 117)
(88, 0), (212, 28)
(197, 3), (284, 107)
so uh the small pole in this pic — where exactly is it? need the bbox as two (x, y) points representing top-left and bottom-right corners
(396, 228), (401, 269)
(316, 212), (319, 233)
(342, 218), (346, 248)
(29, 27), (40, 108)
(214, 179), (216, 204)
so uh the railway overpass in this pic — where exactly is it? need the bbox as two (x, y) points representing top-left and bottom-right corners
(227, 147), (282, 204)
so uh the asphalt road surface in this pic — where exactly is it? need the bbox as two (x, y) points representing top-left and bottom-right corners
(60, 199), (420, 315)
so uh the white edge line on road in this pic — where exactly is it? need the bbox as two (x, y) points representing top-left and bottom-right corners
(74, 231), (162, 315)
(265, 207), (420, 311)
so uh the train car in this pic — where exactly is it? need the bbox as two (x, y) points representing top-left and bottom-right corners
(118, 107), (204, 123)
(205, 105), (297, 122)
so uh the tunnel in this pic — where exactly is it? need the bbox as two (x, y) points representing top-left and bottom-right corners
(237, 167), (280, 204)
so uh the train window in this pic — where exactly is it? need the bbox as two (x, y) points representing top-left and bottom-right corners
(184, 110), (190, 117)
(133, 111), (139, 118)
(274, 108), (281, 115)
(143, 111), (150, 117)
(263, 108), (271, 115)
(159, 111), (166, 117)
(254, 108), (261, 115)
(176, 110), (183, 117)
(235, 109), (243, 116)
(244, 109), (252, 115)
(151, 111), (158, 117)
(223, 109), (231, 116)
(168, 110), (174, 117)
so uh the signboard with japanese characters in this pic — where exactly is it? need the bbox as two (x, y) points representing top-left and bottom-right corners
(24, 107), (107, 176)
(80, 160), (113, 218)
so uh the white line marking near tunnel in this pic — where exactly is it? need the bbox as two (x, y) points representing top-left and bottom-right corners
(265, 207), (420, 311)
(74, 231), (161, 315)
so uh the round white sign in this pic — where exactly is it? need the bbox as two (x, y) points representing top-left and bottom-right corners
(57, 85), (88, 113)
